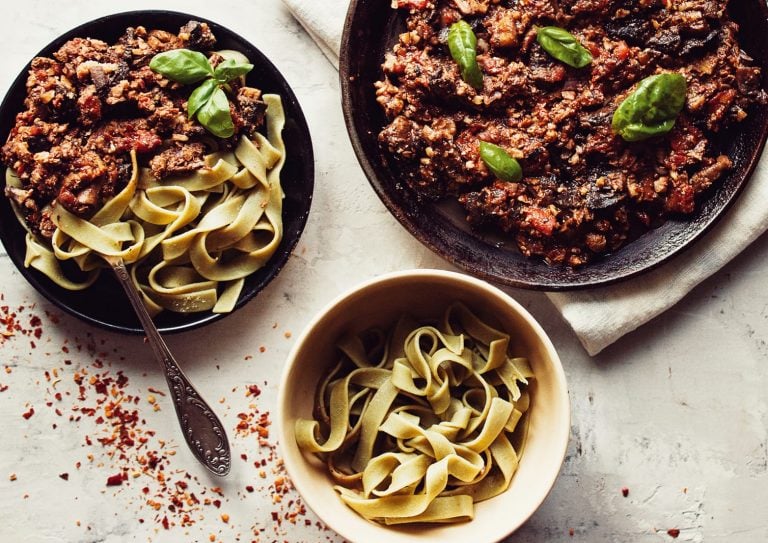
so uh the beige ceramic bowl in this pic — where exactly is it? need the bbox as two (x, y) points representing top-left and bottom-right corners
(277, 269), (570, 542)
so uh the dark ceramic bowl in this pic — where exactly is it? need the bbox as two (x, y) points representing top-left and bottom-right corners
(340, 1), (768, 290)
(0, 10), (314, 333)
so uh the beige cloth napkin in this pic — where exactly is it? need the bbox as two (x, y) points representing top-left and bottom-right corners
(283, 0), (768, 355)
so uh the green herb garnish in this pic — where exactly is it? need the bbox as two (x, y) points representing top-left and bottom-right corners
(447, 20), (484, 90)
(536, 26), (593, 69)
(150, 49), (253, 138)
(612, 73), (687, 142)
(479, 142), (523, 182)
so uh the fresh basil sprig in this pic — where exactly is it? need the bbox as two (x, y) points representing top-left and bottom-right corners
(150, 49), (254, 138)
(479, 141), (523, 182)
(536, 26), (593, 69)
(149, 49), (213, 84)
(612, 73), (687, 142)
(448, 20), (484, 90)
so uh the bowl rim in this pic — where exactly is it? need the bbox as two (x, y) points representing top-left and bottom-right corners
(338, 0), (768, 291)
(276, 268), (571, 543)
(0, 9), (314, 334)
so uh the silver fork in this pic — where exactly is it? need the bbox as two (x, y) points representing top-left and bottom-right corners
(105, 256), (231, 476)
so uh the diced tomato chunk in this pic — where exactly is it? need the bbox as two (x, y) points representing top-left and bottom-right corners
(665, 183), (695, 214)
(523, 206), (557, 236)
(614, 42), (630, 61)
(393, 0), (429, 9)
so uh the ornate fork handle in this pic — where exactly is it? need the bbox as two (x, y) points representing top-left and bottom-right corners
(107, 257), (231, 476)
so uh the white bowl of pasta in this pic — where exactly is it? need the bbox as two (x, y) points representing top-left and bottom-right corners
(277, 269), (570, 542)
(0, 11), (314, 333)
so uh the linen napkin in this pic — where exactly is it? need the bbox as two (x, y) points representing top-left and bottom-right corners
(282, 0), (768, 355)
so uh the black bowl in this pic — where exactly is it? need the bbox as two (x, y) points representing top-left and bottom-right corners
(340, 1), (768, 290)
(0, 10), (314, 333)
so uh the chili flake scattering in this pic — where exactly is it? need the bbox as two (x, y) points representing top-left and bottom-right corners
(0, 303), (240, 531)
(1, 301), (342, 542)
(232, 383), (344, 542)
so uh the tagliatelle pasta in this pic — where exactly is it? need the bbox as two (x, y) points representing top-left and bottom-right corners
(295, 302), (534, 525)
(6, 94), (286, 315)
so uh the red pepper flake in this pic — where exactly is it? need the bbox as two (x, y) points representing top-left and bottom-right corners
(22, 407), (35, 419)
(9, 473), (17, 482)
(220, 513), (230, 523)
(621, 487), (629, 497)
(59, 473), (69, 481)
(106, 473), (125, 486)
(245, 485), (254, 493)
(161, 516), (169, 530)
(667, 529), (680, 538)
(259, 346), (266, 353)
(0, 384), (8, 392)
(569, 527), (575, 537)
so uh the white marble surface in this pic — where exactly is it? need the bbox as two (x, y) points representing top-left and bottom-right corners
(1, 1), (767, 542)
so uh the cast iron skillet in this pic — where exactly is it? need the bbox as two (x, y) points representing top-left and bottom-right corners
(340, 1), (768, 290)
(0, 10), (314, 333)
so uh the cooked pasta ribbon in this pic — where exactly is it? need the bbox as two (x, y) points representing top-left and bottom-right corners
(295, 303), (534, 525)
(6, 94), (286, 315)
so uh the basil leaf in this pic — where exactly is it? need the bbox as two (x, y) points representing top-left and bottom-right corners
(612, 73), (687, 142)
(187, 79), (219, 120)
(196, 87), (234, 138)
(479, 141), (523, 182)
(447, 20), (484, 90)
(213, 59), (254, 83)
(536, 26), (593, 69)
(150, 49), (214, 84)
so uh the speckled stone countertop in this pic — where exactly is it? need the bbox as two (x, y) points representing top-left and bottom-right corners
(1, 1), (767, 542)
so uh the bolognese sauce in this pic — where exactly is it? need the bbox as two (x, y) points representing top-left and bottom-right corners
(376, 0), (765, 266)
(2, 21), (267, 239)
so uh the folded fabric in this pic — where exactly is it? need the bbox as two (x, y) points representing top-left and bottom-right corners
(282, 0), (346, 68)
(282, 0), (768, 355)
